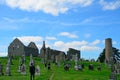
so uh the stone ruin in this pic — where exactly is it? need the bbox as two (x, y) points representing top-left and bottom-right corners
(8, 39), (81, 64)
(39, 41), (66, 63)
(105, 38), (120, 79)
(8, 38), (39, 57)
(105, 38), (113, 66)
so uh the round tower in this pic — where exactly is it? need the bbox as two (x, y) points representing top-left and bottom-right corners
(105, 38), (113, 64)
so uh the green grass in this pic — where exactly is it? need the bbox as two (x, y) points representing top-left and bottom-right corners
(0, 57), (119, 80)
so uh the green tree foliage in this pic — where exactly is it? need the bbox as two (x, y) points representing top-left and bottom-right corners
(97, 49), (105, 63)
(97, 47), (120, 63)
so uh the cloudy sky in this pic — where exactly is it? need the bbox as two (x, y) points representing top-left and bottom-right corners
(0, 0), (120, 60)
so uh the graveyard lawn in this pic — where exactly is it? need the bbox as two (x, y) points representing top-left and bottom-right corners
(0, 57), (120, 80)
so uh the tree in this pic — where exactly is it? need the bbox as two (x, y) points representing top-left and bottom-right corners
(97, 47), (120, 63)
(97, 49), (105, 63)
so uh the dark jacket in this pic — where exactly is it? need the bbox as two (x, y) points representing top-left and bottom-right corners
(30, 65), (35, 74)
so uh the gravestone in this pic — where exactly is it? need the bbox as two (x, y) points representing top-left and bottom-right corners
(18, 57), (22, 72)
(57, 62), (60, 67)
(97, 64), (101, 71)
(78, 65), (82, 71)
(74, 54), (78, 70)
(29, 54), (34, 66)
(88, 64), (94, 70)
(6, 58), (11, 76)
(35, 65), (40, 75)
(48, 63), (51, 70)
(0, 63), (3, 75)
(21, 55), (25, 64)
(6, 64), (11, 76)
(115, 62), (120, 74)
(55, 56), (60, 67)
(81, 64), (84, 69)
(18, 64), (22, 72)
(109, 73), (117, 80)
(21, 64), (26, 75)
(64, 64), (69, 71)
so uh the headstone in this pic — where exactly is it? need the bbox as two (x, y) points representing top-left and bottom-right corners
(21, 55), (25, 64)
(0, 63), (3, 75)
(6, 64), (11, 76)
(41, 58), (44, 64)
(97, 64), (101, 71)
(55, 57), (60, 67)
(8, 58), (11, 65)
(78, 65), (82, 71)
(74, 54), (78, 70)
(64, 64), (69, 71)
(21, 64), (26, 75)
(48, 63), (51, 70)
(44, 62), (47, 67)
(6, 58), (11, 76)
(18, 64), (22, 72)
(109, 73), (117, 80)
(57, 62), (60, 67)
(35, 65), (40, 75)
(88, 64), (94, 70)
(81, 64), (84, 69)
(29, 54), (34, 66)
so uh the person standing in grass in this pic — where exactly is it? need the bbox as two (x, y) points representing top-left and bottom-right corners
(29, 63), (35, 80)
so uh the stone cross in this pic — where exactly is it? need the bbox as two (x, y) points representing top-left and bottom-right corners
(6, 58), (11, 76)
(21, 55), (25, 64)
(29, 54), (34, 66)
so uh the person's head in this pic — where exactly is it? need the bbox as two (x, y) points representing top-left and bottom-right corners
(31, 63), (33, 66)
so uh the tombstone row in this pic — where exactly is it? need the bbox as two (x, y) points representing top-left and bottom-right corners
(0, 54), (40, 76)
(64, 63), (101, 71)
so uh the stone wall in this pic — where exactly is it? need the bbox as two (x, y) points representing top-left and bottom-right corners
(67, 48), (80, 61)
(8, 38), (39, 57)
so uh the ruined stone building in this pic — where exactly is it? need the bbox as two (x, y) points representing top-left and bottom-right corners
(67, 48), (80, 61)
(8, 39), (81, 62)
(39, 41), (66, 62)
(8, 38), (39, 57)
(105, 38), (113, 64)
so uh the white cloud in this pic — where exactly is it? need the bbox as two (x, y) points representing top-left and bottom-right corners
(90, 40), (100, 45)
(65, 41), (88, 47)
(80, 46), (100, 51)
(5, 0), (93, 16)
(54, 41), (80, 51)
(14, 36), (43, 44)
(58, 32), (78, 38)
(2, 17), (31, 23)
(100, 0), (120, 10)
(54, 41), (64, 47)
(0, 45), (8, 57)
(46, 36), (57, 40)
(0, 52), (7, 57)
(53, 40), (100, 52)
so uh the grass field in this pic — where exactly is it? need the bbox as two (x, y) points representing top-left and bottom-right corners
(0, 57), (120, 80)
